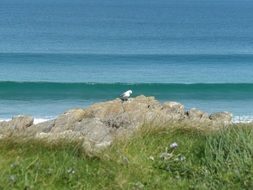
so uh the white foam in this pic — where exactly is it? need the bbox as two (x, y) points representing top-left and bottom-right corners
(0, 117), (52, 124)
(233, 116), (253, 124)
(0, 118), (11, 122)
(34, 118), (51, 124)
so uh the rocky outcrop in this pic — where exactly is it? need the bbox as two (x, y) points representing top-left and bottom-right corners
(186, 108), (210, 122)
(209, 112), (233, 125)
(0, 96), (233, 151)
(0, 116), (33, 130)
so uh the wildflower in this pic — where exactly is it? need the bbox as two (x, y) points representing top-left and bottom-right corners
(174, 155), (186, 161)
(170, 142), (178, 149)
(47, 168), (53, 175)
(10, 163), (17, 168)
(148, 156), (155, 161)
(179, 155), (186, 161)
(9, 175), (17, 183)
(133, 181), (144, 189)
(67, 168), (75, 174)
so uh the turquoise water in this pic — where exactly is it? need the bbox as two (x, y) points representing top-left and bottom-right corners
(2, 53), (253, 83)
(1, 0), (253, 121)
(2, 81), (253, 119)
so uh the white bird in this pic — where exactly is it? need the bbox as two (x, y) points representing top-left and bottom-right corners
(120, 90), (133, 101)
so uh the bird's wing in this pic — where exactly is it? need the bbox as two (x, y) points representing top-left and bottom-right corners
(120, 92), (126, 97)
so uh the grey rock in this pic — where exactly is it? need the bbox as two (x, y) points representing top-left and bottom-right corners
(209, 112), (233, 125)
(162, 101), (185, 120)
(35, 130), (84, 142)
(84, 95), (162, 128)
(0, 96), (233, 152)
(73, 118), (113, 147)
(33, 120), (55, 133)
(0, 115), (33, 130)
(51, 108), (86, 133)
(163, 101), (184, 114)
(186, 108), (210, 122)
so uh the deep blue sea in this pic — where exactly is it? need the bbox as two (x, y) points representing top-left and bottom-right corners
(1, 0), (253, 122)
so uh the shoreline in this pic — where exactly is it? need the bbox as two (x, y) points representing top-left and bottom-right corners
(1, 114), (253, 125)
(0, 117), (54, 125)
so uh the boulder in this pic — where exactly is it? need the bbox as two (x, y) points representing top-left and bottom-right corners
(0, 116), (34, 130)
(35, 130), (84, 142)
(162, 101), (184, 114)
(73, 118), (113, 148)
(186, 108), (210, 122)
(85, 99), (124, 120)
(118, 95), (162, 127)
(51, 108), (86, 133)
(84, 95), (162, 128)
(35, 118), (114, 150)
(209, 112), (233, 125)
(0, 96), (234, 151)
(162, 101), (185, 120)
(28, 120), (56, 134)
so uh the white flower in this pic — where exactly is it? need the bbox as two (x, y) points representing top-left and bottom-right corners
(170, 142), (178, 149)
(67, 168), (75, 174)
(10, 163), (17, 168)
(9, 175), (17, 183)
(175, 155), (186, 161)
(179, 155), (186, 161)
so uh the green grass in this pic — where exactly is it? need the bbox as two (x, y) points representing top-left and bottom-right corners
(0, 124), (253, 189)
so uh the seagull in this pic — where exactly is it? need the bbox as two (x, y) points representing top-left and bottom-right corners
(120, 90), (133, 101)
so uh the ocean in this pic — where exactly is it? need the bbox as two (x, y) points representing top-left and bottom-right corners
(1, 0), (253, 122)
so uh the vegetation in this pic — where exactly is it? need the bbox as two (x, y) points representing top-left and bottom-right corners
(0, 124), (253, 190)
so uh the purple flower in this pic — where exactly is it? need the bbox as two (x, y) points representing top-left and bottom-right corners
(170, 142), (178, 149)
